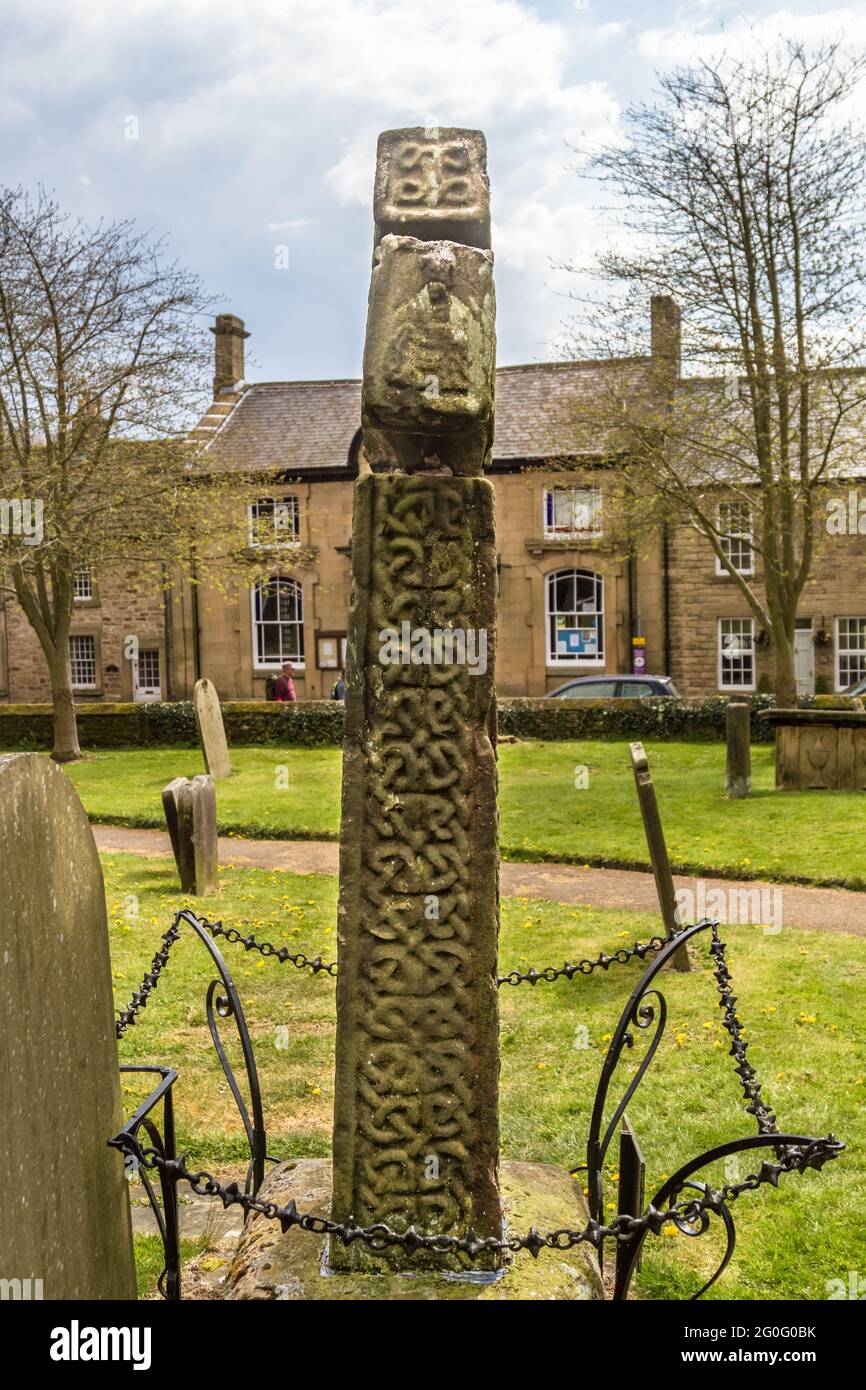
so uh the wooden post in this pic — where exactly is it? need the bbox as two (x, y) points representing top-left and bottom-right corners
(629, 741), (691, 971)
(725, 701), (752, 798)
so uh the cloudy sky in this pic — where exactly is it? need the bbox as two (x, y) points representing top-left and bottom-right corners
(1, 0), (862, 390)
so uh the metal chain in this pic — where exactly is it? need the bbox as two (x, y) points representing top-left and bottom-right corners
(114, 1133), (841, 1261)
(709, 924), (778, 1136)
(115, 921), (182, 1038)
(115, 911), (670, 1041)
(188, 911), (668, 989)
(496, 935), (667, 986)
(202, 918), (339, 977)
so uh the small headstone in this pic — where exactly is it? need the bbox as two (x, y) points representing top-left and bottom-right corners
(726, 701), (752, 798)
(0, 753), (137, 1298)
(193, 677), (232, 778)
(178, 775), (219, 895)
(162, 775), (188, 880)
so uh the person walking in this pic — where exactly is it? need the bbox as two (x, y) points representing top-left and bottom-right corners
(273, 662), (297, 702)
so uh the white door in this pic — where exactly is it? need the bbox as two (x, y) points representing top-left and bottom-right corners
(794, 625), (814, 696)
(133, 649), (162, 703)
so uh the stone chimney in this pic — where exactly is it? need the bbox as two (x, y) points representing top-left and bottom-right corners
(650, 295), (681, 376)
(210, 314), (249, 393)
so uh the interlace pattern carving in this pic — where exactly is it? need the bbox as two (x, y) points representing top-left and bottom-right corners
(334, 474), (499, 1267)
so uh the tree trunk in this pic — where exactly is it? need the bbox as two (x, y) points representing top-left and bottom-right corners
(49, 653), (81, 762)
(772, 626), (798, 707)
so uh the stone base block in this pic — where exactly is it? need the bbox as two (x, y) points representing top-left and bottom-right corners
(223, 1159), (603, 1301)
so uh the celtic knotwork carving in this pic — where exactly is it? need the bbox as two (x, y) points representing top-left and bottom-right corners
(333, 471), (499, 1268)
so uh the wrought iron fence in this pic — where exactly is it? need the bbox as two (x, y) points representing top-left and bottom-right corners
(111, 907), (843, 1301)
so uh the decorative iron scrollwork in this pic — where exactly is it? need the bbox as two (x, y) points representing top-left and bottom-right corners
(112, 908), (843, 1301)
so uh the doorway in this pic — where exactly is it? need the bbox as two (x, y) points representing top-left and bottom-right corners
(133, 649), (162, 703)
(794, 620), (814, 696)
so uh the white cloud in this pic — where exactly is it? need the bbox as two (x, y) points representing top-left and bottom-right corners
(15, 1), (856, 376)
(637, 6), (866, 65)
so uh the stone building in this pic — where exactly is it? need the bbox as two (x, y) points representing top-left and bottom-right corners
(2, 299), (866, 704)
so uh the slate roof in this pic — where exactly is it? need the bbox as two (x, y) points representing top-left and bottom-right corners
(202, 357), (655, 476)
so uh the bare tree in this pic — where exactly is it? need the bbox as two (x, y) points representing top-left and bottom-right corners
(0, 186), (258, 759)
(567, 39), (866, 703)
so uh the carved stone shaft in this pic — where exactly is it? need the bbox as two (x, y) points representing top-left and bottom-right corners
(331, 473), (501, 1270)
(331, 124), (501, 1273)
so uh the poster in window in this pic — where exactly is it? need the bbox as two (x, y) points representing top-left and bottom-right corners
(556, 626), (597, 656)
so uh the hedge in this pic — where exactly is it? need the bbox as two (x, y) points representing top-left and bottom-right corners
(0, 699), (343, 750)
(0, 692), (845, 751)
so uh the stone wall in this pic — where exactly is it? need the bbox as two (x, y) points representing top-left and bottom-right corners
(668, 490), (866, 698)
(0, 561), (167, 703)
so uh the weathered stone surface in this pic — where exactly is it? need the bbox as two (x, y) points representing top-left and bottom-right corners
(333, 473), (500, 1271)
(725, 701), (751, 798)
(225, 1159), (603, 1301)
(162, 775), (189, 883)
(761, 708), (866, 789)
(177, 774), (219, 895)
(194, 677), (232, 778)
(0, 753), (137, 1299)
(374, 127), (490, 249)
(362, 235), (495, 475)
(332, 126), (501, 1275)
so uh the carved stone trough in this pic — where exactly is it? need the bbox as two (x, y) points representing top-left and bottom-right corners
(760, 707), (866, 790)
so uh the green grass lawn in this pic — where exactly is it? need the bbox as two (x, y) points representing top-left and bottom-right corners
(107, 852), (865, 1301)
(52, 740), (866, 886)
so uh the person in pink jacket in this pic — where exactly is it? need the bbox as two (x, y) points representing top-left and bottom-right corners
(273, 662), (297, 701)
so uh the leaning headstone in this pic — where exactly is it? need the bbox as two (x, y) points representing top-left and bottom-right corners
(0, 753), (137, 1298)
(629, 742), (691, 972)
(193, 677), (232, 778)
(331, 127), (500, 1273)
(726, 701), (752, 798)
(163, 774), (218, 894)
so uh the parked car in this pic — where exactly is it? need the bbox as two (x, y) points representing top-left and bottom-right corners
(548, 675), (680, 699)
(843, 677), (866, 697)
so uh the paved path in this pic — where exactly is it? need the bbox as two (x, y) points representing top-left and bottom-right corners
(93, 824), (865, 938)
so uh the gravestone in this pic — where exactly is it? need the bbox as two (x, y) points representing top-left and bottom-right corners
(0, 754), (137, 1298)
(726, 701), (751, 798)
(193, 677), (232, 778)
(331, 126), (501, 1272)
(629, 742), (691, 972)
(162, 774), (218, 894)
(162, 775), (187, 879)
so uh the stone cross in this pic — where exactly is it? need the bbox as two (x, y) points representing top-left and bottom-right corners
(0, 754), (137, 1298)
(331, 128), (501, 1271)
(194, 676), (232, 778)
